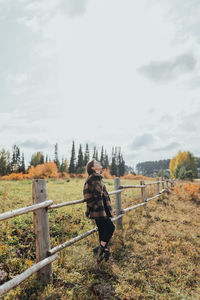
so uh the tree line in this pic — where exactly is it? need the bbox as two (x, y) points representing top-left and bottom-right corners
(136, 159), (171, 177)
(0, 141), (126, 177)
(136, 151), (199, 180)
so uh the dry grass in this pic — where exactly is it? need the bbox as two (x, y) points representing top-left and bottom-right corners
(0, 179), (200, 299)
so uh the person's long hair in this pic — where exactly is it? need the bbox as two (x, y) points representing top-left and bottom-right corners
(86, 159), (96, 175)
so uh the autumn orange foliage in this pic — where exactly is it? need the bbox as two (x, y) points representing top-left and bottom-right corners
(28, 162), (58, 179)
(121, 173), (154, 180)
(174, 182), (200, 202)
(2, 172), (25, 180)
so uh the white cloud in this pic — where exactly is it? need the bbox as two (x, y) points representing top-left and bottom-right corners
(1, 0), (200, 169)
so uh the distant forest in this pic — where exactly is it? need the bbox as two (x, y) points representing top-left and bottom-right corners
(0, 141), (127, 177)
(136, 157), (200, 177)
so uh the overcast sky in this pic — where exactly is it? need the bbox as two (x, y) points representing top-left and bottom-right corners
(1, 0), (200, 170)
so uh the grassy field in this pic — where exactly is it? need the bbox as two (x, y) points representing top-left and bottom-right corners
(0, 178), (200, 299)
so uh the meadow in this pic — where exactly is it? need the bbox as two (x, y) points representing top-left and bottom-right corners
(0, 178), (200, 299)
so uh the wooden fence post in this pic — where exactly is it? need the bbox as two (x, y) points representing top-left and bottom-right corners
(161, 176), (165, 190)
(140, 180), (147, 212)
(114, 177), (123, 229)
(32, 179), (52, 285)
(156, 177), (160, 194)
(166, 179), (169, 188)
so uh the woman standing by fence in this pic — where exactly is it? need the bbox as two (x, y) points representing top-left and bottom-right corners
(83, 159), (115, 262)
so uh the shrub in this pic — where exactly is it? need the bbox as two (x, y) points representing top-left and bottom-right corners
(28, 162), (58, 179)
(174, 182), (200, 202)
(2, 172), (25, 180)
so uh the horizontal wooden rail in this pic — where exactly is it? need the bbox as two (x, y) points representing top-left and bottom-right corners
(0, 254), (58, 297)
(119, 184), (146, 189)
(120, 180), (173, 189)
(145, 181), (160, 185)
(0, 177), (175, 296)
(47, 189), (167, 256)
(49, 198), (84, 209)
(0, 200), (53, 222)
(48, 190), (124, 210)
(48, 227), (98, 255)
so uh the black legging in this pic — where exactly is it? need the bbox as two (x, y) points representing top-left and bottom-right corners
(95, 217), (115, 248)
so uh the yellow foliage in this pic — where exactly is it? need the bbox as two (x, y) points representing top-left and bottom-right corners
(169, 150), (197, 179)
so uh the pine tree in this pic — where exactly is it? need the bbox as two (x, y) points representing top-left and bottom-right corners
(100, 146), (104, 167)
(84, 143), (90, 165)
(0, 148), (9, 176)
(92, 146), (96, 159)
(20, 152), (26, 173)
(68, 140), (76, 173)
(45, 154), (48, 163)
(104, 150), (109, 169)
(92, 146), (99, 161)
(110, 147), (117, 176)
(76, 144), (84, 173)
(59, 157), (68, 173)
(54, 143), (60, 170)
(11, 145), (20, 173)
(117, 147), (125, 176)
(16, 147), (21, 171)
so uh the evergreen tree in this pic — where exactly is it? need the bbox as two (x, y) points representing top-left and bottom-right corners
(10, 145), (21, 173)
(68, 140), (76, 173)
(92, 146), (96, 159)
(117, 147), (125, 176)
(54, 143), (60, 170)
(104, 150), (109, 169)
(96, 149), (99, 161)
(59, 157), (68, 173)
(100, 146), (104, 167)
(76, 144), (84, 173)
(16, 147), (21, 171)
(0, 149), (9, 176)
(19, 152), (26, 173)
(110, 147), (117, 176)
(84, 143), (90, 165)
(45, 154), (48, 163)
(92, 146), (99, 161)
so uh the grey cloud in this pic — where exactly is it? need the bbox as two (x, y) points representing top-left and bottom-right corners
(60, 0), (87, 17)
(137, 53), (197, 83)
(18, 139), (53, 150)
(128, 133), (155, 150)
(176, 111), (200, 133)
(152, 142), (180, 152)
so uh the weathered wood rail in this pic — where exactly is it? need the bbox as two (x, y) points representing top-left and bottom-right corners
(0, 176), (175, 296)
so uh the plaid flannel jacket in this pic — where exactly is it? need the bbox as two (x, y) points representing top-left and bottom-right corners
(83, 172), (114, 219)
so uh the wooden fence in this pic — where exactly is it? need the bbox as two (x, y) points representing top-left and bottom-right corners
(0, 176), (175, 296)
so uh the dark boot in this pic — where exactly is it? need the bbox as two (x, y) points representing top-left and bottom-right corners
(96, 245), (106, 262)
(104, 248), (110, 262)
